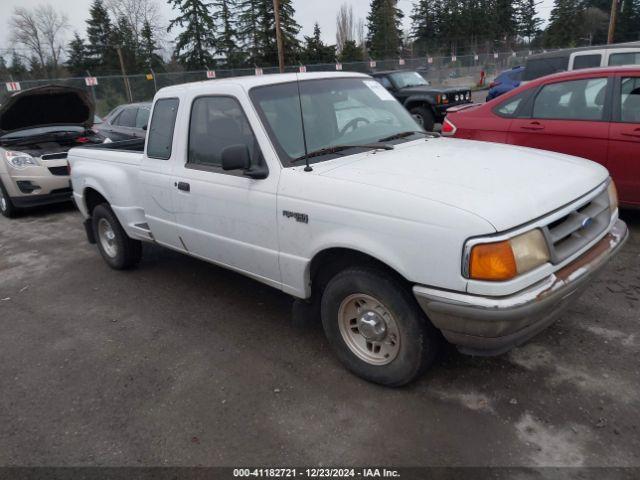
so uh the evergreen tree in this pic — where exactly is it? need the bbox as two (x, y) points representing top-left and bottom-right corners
(112, 15), (140, 71)
(339, 40), (363, 62)
(140, 20), (164, 70)
(493, 0), (518, 48)
(214, 0), (242, 67)
(616, 0), (640, 42)
(9, 51), (28, 78)
(66, 33), (89, 76)
(237, 0), (260, 65)
(86, 0), (117, 72)
(366, 0), (403, 58)
(167, 0), (217, 69)
(516, 0), (543, 43)
(301, 23), (336, 64)
(411, 0), (439, 55)
(544, 0), (582, 47)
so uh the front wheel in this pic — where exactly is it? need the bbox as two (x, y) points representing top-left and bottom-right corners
(0, 180), (18, 218)
(409, 105), (436, 131)
(92, 203), (142, 270)
(321, 266), (441, 386)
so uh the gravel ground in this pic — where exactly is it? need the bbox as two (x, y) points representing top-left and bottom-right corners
(0, 203), (638, 467)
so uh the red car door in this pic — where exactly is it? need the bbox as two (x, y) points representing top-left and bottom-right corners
(508, 76), (611, 167)
(608, 74), (640, 206)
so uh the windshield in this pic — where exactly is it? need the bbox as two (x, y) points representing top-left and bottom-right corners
(250, 77), (422, 165)
(389, 71), (428, 89)
(1, 125), (86, 140)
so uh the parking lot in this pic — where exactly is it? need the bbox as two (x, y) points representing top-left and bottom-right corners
(0, 204), (639, 467)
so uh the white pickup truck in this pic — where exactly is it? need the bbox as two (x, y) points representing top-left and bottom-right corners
(69, 72), (628, 386)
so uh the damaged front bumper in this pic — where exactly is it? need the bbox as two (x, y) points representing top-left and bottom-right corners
(413, 219), (628, 356)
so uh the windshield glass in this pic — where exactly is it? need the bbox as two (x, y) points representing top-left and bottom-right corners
(389, 71), (428, 89)
(250, 77), (422, 165)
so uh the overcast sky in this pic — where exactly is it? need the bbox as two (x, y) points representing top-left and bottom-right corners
(0, 0), (556, 58)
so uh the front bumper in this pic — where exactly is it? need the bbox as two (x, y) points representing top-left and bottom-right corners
(413, 219), (628, 356)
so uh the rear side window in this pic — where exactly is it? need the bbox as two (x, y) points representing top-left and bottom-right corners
(523, 56), (569, 81)
(619, 77), (640, 123)
(532, 78), (608, 121)
(573, 54), (601, 70)
(188, 96), (261, 170)
(494, 90), (532, 118)
(136, 108), (150, 128)
(147, 98), (179, 160)
(609, 52), (640, 66)
(114, 107), (137, 127)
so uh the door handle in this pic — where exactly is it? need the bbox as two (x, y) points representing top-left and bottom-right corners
(176, 181), (190, 192)
(520, 121), (545, 131)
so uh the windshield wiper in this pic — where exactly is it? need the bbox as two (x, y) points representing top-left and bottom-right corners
(377, 130), (440, 142)
(292, 143), (394, 163)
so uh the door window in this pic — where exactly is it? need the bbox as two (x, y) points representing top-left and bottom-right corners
(573, 54), (601, 70)
(135, 107), (150, 128)
(188, 96), (261, 170)
(532, 78), (608, 121)
(147, 98), (179, 160)
(609, 52), (640, 66)
(114, 107), (137, 127)
(494, 90), (532, 117)
(619, 77), (640, 123)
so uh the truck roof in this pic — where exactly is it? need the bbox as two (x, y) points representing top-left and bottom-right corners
(158, 71), (371, 95)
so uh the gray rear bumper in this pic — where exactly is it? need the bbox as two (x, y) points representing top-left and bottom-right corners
(413, 219), (628, 356)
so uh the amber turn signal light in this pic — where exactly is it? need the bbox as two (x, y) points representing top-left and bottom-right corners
(469, 240), (517, 281)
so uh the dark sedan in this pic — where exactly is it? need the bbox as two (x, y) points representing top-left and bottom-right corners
(95, 102), (151, 141)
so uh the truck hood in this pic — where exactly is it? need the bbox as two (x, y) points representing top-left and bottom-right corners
(0, 85), (94, 135)
(313, 138), (609, 232)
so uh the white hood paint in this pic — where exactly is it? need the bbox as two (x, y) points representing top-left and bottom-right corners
(312, 138), (609, 232)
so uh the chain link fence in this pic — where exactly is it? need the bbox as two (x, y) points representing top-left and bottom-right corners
(1, 49), (532, 116)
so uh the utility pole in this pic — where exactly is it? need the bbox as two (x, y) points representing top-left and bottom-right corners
(273, 0), (285, 73)
(116, 46), (133, 102)
(607, 0), (619, 44)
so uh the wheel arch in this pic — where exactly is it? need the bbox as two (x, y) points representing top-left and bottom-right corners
(83, 186), (110, 216)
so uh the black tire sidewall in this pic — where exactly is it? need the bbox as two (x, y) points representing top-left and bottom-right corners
(92, 204), (138, 270)
(321, 267), (438, 386)
(410, 105), (436, 131)
(0, 180), (17, 218)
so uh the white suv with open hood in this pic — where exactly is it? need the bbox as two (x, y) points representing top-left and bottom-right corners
(0, 85), (104, 217)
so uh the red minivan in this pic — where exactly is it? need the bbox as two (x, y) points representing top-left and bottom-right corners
(444, 67), (640, 207)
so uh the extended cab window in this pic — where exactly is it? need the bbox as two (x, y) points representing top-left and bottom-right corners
(523, 56), (569, 81)
(573, 54), (601, 70)
(619, 77), (640, 123)
(188, 96), (261, 170)
(147, 98), (179, 160)
(532, 78), (608, 121)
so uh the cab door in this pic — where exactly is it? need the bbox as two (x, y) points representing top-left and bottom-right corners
(170, 93), (281, 287)
(138, 97), (184, 250)
(508, 76), (611, 167)
(608, 75), (640, 206)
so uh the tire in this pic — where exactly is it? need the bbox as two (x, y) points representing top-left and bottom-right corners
(409, 105), (436, 131)
(92, 203), (142, 270)
(321, 266), (440, 386)
(0, 180), (19, 218)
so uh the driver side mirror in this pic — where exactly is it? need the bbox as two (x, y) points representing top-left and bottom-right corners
(221, 144), (268, 179)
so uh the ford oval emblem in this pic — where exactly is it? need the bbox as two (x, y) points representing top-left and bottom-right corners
(581, 217), (593, 228)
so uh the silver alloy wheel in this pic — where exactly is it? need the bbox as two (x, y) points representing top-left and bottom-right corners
(0, 191), (6, 212)
(338, 293), (401, 365)
(98, 218), (118, 258)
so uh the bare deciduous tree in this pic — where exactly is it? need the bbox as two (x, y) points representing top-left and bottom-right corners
(10, 5), (69, 76)
(336, 3), (355, 53)
(105, 0), (166, 48)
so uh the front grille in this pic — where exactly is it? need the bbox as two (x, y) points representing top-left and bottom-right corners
(542, 188), (610, 264)
(48, 166), (69, 176)
(41, 153), (67, 161)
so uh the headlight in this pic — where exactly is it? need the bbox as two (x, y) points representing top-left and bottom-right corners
(607, 179), (618, 213)
(466, 92), (471, 100)
(4, 151), (40, 169)
(455, 94), (460, 101)
(442, 94), (447, 101)
(467, 229), (550, 281)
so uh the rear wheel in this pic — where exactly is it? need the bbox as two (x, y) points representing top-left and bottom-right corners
(0, 180), (18, 218)
(92, 203), (142, 269)
(409, 105), (436, 131)
(321, 266), (440, 386)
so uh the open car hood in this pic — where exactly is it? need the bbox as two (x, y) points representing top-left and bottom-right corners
(0, 85), (94, 135)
